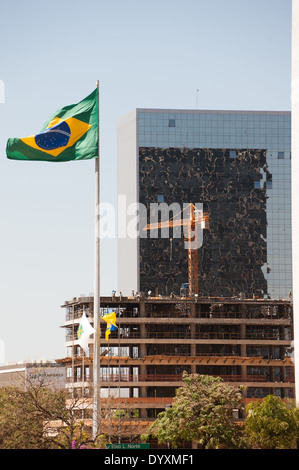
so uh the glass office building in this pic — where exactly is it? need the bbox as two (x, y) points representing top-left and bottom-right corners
(117, 109), (291, 300)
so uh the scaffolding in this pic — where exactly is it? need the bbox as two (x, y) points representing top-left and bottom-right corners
(57, 295), (294, 432)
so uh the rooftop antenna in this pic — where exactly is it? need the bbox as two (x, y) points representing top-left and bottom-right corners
(196, 89), (199, 109)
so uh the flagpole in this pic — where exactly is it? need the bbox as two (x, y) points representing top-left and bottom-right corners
(118, 306), (121, 443)
(82, 349), (85, 420)
(82, 308), (85, 421)
(93, 80), (101, 440)
(108, 342), (111, 442)
(72, 305), (75, 398)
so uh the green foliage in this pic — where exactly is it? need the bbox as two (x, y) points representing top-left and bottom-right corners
(143, 375), (299, 450)
(143, 373), (246, 449)
(57, 425), (108, 449)
(2, 373), (299, 449)
(0, 385), (53, 449)
(245, 395), (299, 449)
(0, 380), (103, 449)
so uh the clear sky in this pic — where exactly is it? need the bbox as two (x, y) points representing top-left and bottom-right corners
(0, 0), (292, 364)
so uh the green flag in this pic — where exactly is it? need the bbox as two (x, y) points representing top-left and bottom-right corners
(6, 88), (98, 162)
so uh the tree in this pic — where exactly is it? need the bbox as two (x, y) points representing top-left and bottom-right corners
(0, 385), (48, 449)
(245, 395), (299, 449)
(110, 407), (145, 443)
(143, 373), (246, 449)
(0, 376), (107, 449)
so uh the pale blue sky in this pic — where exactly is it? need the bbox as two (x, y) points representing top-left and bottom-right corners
(0, 0), (292, 363)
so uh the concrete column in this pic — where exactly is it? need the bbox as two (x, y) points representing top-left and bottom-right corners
(240, 324), (246, 357)
(140, 323), (146, 359)
(190, 323), (196, 363)
(140, 301), (145, 318)
(139, 385), (147, 418)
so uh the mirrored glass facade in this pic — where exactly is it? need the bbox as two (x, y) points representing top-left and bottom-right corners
(136, 109), (291, 300)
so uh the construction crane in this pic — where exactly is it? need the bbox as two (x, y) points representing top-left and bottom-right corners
(143, 203), (209, 296)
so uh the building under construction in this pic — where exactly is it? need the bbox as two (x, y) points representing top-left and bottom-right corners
(57, 294), (294, 429)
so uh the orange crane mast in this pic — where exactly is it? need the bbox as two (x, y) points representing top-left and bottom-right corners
(143, 203), (209, 296)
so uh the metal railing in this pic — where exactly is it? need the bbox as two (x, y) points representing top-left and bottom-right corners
(66, 374), (285, 384)
(65, 331), (291, 342)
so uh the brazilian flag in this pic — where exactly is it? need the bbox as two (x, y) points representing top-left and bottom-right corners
(6, 88), (98, 162)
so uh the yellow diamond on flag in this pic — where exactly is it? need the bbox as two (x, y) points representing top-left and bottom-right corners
(20, 116), (92, 158)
